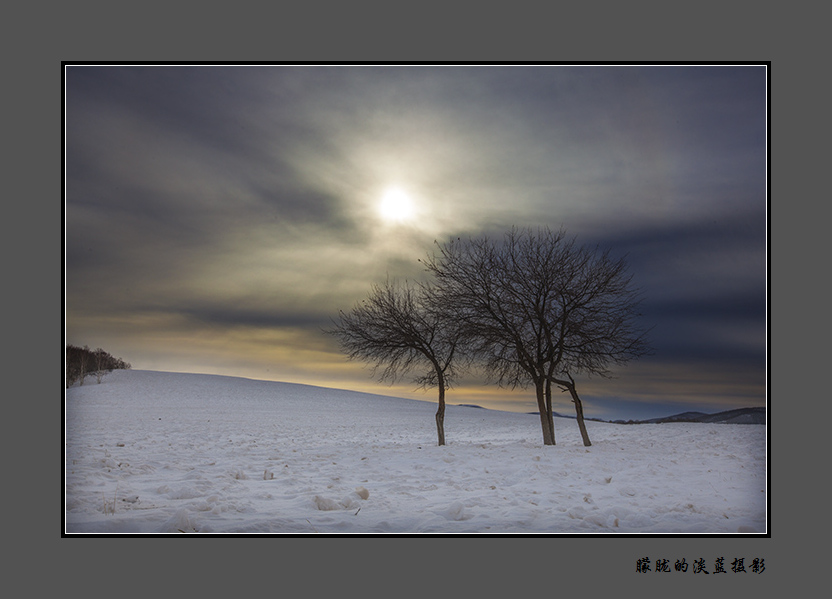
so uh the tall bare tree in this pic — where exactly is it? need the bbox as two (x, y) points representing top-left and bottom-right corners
(326, 279), (464, 446)
(424, 227), (651, 446)
(545, 238), (653, 445)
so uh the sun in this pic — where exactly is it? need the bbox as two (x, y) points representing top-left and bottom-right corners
(378, 187), (414, 223)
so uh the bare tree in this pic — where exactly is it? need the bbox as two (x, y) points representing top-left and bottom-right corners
(545, 239), (653, 445)
(66, 345), (85, 388)
(424, 227), (651, 446)
(76, 345), (89, 386)
(92, 348), (110, 383)
(66, 345), (131, 388)
(423, 229), (562, 444)
(326, 279), (464, 446)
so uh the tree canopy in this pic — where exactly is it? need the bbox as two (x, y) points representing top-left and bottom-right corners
(423, 227), (652, 445)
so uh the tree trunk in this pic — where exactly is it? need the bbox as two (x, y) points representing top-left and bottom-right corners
(435, 373), (446, 446)
(565, 379), (591, 447)
(535, 378), (555, 445)
(544, 378), (556, 445)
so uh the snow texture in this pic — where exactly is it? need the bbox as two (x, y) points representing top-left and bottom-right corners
(65, 370), (767, 534)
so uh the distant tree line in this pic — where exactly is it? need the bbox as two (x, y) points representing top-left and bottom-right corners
(327, 226), (652, 447)
(66, 344), (131, 388)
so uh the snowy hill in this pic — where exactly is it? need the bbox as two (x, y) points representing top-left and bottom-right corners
(64, 370), (767, 535)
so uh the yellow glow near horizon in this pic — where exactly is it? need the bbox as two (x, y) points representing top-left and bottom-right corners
(378, 187), (414, 223)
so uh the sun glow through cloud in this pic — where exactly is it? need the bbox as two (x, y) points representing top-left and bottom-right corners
(379, 187), (414, 223)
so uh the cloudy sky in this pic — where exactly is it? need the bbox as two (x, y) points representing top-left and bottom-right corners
(64, 64), (767, 421)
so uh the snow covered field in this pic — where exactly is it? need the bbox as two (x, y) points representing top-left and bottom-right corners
(64, 370), (767, 535)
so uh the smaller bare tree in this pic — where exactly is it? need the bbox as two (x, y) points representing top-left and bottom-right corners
(326, 279), (464, 446)
(93, 348), (110, 383)
(547, 242), (653, 445)
(77, 346), (89, 386)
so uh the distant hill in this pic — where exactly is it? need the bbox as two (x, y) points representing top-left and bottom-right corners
(524, 406), (766, 425)
(613, 407), (766, 425)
